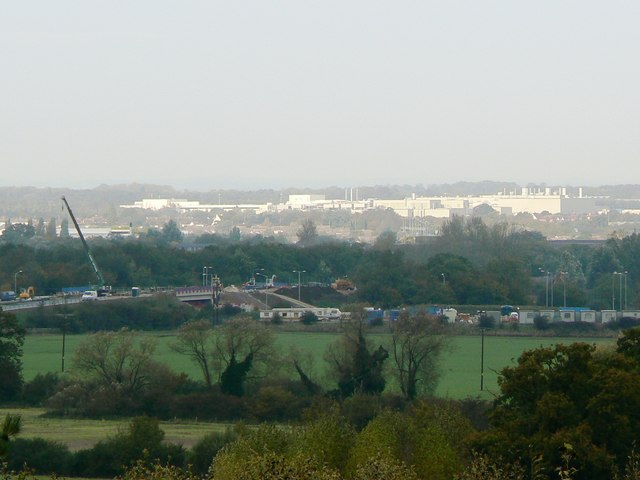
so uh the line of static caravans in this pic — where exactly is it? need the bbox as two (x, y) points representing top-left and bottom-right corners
(499, 307), (640, 324)
(259, 306), (640, 325)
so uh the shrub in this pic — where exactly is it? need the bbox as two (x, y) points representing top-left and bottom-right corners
(221, 303), (243, 317)
(171, 391), (246, 420)
(292, 411), (356, 474)
(340, 394), (383, 430)
(619, 317), (640, 330)
(478, 314), (495, 329)
(7, 438), (73, 475)
(186, 429), (238, 475)
(300, 311), (319, 325)
(270, 312), (283, 325)
(533, 314), (551, 330)
(73, 416), (185, 478)
(21, 372), (60, 406)
(248, 386), (307, 421)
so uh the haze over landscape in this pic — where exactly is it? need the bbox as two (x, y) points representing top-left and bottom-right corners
(3, 1), (639, 190)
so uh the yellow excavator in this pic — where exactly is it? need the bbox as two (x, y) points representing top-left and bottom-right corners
(19, 286), (35, 300)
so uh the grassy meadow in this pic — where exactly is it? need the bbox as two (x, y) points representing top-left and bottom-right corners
(22, 329), (616, 399)
(0, 407), (232, 452)
(6, 330), (617, 464)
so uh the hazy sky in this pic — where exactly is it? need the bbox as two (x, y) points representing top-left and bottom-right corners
(2, 2), (639, 190)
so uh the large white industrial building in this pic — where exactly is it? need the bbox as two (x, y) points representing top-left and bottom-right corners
(373, 187), (599, 218)
(121, 186), (600, 218)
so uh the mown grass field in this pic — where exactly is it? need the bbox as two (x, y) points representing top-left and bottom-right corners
(22, 329), (616, 399)
(0, 407), (232, 452)
(4, 330), (618, 470)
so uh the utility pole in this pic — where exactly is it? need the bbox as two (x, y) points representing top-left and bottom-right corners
(55, 312), (74, 372)
(612, 272), (617, 310)
(480, 328), (485, 391)
(14, 270), (22, 293)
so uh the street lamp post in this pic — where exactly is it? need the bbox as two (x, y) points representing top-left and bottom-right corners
(624, 272), (628, 310)
(253, 268), (264, 286)
(255, 272), (269, 307)
(539, 268), (550, 307)
(14, 270), (22, 293)
(560, 271), (568, 308)
(202, 266), (208, 286)
(618, 272), (624, 313)
(293, 270), (306, 301)
(545, 272), (549, 307)
(613, 271), (626, 311)
(441, 273), (446, 286)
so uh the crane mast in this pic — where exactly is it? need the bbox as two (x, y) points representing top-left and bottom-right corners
(61, 196), (105, 288)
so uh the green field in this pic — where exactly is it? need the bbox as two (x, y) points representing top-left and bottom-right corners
(0, 407), (232, 453)
(4, 331), (618, 459)
(23, 330), (616, 400)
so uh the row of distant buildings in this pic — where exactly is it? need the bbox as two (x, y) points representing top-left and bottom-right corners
(121, 186), (601, 219)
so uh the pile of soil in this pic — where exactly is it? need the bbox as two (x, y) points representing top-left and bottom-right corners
(274, 285), (348, 306)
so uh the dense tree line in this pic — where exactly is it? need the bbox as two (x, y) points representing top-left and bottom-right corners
(1, 217), (639, 310)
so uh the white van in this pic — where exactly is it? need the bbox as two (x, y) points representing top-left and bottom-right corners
(81, 290), (98, 301)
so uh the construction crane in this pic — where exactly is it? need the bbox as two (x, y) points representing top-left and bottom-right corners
(61, 196), (106, 291)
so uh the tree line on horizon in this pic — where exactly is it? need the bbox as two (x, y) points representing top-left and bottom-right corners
(1, 215), (638, 311)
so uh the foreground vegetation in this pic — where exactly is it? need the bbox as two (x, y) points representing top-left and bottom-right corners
(3, 303), (640, 479)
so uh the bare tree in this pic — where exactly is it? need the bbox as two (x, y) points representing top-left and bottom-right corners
(325, 310), (389, 397)
(214, 317), (275, 396)
(391, 311), (449, 400)
(171, 320), (214, 388)
(73, 328), (158, 395)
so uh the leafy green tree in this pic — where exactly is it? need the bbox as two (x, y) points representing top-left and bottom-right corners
(353, 249), (408, 308)
(1, 220), (35, 243)
(45, 217), (57, 239)
(373, 230), (397, 250)
(348, 406), (466, 480)
(229, 226), (241, 242)
(0, 312), (25, 401)
(617, 327), (640, 362)
(59, 218), (70, 238)
(587, 244), (621, 287)
(474, 343), (640, 479)
(291, 411), (356, 474)
(35, 218), (45, 237)
(297, 218), (318, 246)
(161, 220), (183, 244)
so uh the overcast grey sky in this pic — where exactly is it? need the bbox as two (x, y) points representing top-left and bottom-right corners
(2, 1), (639, 190)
